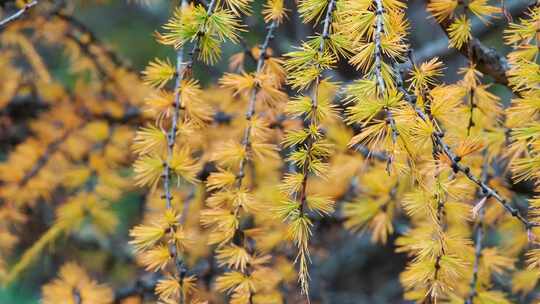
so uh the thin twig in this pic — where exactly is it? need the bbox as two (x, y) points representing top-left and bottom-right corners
(373, 0), (386, 94)
(298, 0), (336, 216)
(235, 19), (278, 189)
(226, 17), (279, 304)
(162, 41), (186, 209)
(0, 0), (38, 30)
(162, 0), (217, 206)
(166, 9), (187, 304)
(18, 129), (73, 187)
(465, 155), (489, 304)
(292, 1), (336, 299)
(186, 0), (218, 71)
(161, 1), (218, 302)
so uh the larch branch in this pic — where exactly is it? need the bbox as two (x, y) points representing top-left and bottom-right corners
(394, 63), (537, 230)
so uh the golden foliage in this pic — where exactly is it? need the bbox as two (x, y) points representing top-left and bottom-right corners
(42, 263), (113, 304)
(1, 1), (539, 304)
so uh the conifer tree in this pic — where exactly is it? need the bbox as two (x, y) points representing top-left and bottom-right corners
(1, 0), (540, 303)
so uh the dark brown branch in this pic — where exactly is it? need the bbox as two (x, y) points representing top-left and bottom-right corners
(393, 62), (537, 230)
(64, 31), (116, 85)
(465, 156), (489, 304)
(430, 4), (513, 86)
(298, 0), (336, 215)
(374, 0), (398, 171)
(18, 128), (73, 187)
(113, 273), (160, 303)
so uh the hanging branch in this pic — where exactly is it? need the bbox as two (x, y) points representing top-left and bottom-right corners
(467, 88), (476, 135)
(162, 39), (186, 210)
(394, 63), (537, 230)
(235, 19), (278, 189)
(343, 0), (409, 174)
(466, 207), (485, 303)
(284, 0), (337, 297)
(217, 17), (280, 304)
(374, 0), (398, 171)
(162, 0), (217, 206)
(5, 127), (119, 284)
(185, 0), (218, 72)
(159, 0), (218, 300)
(163, 41), (190, 303)
(459, 5), (478, 137)
(17, 104), (141, 189)
(465, 155), (490, 304)
(60, 20), (143, 111)
(297, 0), (335, 217)
(63, 32), (114, 83)
(159, 0), (238, 301)
(18, 129), (72, 187)
(0, 0), (38, 30)
(373, 0), (386, 94)
(425, 0), (514, 86)
(132, 0), (245, 299)
(54, 11), (133, 72)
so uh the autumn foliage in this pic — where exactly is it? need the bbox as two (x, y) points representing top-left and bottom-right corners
(2, 0), (540, 303)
